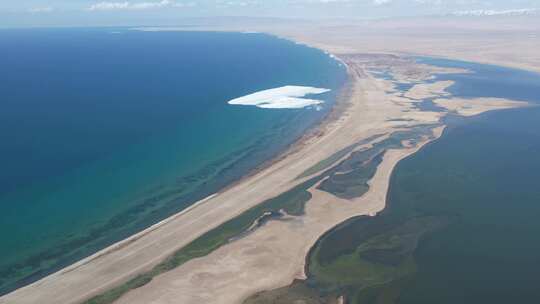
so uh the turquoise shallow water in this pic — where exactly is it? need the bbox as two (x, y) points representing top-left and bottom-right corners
(0, 28), (346, 293)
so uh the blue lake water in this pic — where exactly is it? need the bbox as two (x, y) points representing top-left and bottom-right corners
(0, 28), (346, 293)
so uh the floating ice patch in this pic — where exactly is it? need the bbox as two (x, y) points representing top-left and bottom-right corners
(227, 85), (331, 109)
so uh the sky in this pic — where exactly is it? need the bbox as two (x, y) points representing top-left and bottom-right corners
(1, 0), (539, 27)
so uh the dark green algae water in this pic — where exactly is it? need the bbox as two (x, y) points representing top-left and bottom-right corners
(249, 58), (540, 304)
(307, 107), (540, 304)
(386, 106), (540, 304)
(391, 60), (540, 304)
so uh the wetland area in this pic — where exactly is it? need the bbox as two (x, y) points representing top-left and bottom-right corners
(246, 58), (540, 304)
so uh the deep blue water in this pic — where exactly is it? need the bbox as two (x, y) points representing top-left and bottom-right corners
(0, 28), (346, 293)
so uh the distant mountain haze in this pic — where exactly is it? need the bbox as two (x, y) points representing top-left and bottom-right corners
(1, 0), (539, 27)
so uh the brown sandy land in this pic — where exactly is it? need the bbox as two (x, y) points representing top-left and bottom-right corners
(113, 73), (445, 304)
(0, 56), (431, 304)
(172, 16), (540, 74)
(265, 16), (540, 74)
(433, 97), (530, 116)
(392, 80), (527, 117)
(112, 64), (526, 303)
(115, 131), (444, 304)
(403, 81), (454, 100)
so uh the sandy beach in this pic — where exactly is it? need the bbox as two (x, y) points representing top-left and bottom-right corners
(164, 16), (540, 74)
(0, 20), (535, 304)
(0, 56), (381, 304)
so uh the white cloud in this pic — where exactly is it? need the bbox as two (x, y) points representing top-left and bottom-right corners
(414, 0), (443, 5)
(28, 7), (54, 13)
(215, 0), (260, 7)
(88, 0), (177, 11)
(173, 2), (197, 8)
(318, 0), (351, 3)
(88, 2), (129, 10)
(452, 8), (539, 16)
(373, 0), (392, 5)
(132, 0), (171, 9)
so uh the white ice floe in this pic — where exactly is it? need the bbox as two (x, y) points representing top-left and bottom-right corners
(227, 85), (331, 109)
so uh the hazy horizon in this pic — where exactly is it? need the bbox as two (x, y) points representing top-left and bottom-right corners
(1, 0), (539, 28)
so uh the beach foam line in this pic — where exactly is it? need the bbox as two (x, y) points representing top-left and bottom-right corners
(227, 85), (331, 109)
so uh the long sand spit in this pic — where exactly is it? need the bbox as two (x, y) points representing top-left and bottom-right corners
(0, 54), (527, 304)
(0, 57), (387, 304)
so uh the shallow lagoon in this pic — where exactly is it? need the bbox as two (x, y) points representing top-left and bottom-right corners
(391, 106), (540, 304)
(305, 58), (540, 303)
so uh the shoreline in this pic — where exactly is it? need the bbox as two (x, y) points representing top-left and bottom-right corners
(218, 64), (354, 196)
(135, 26), (540, 75)
(0, 38), (356, 304)
(109, 53), (528, 304)
(301, 123), (447, 281)
(0, 33), (531, 304)
(0, 32), (350, 298)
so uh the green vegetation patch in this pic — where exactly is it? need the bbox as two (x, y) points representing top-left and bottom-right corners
(351, 276), (414, 304)
(317, 151), (384, 199)
(240, 124), (445, 304)
(244, 280), (339, 304)
(315, 125), (438, 199)
(83, 166), (327, 304)
(296, 134), (385, 179)
(85, 126), (439, 304)
(303, 214), (449, 303)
